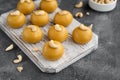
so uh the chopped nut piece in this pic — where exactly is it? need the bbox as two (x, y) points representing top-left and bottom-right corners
(5, 44), (14, 51)
(75, 12), (83, 18)
(17, 66), (23, 72)
(75, 1), (83, 8)
(55, 24), (62, 31)
(27, 25), (37, 32)
(10, 10), (20, 16)
(33, 47), (39, 52)
(86, 12), (90, 16)
(13, 55), (22, 64)
(49, 40), (58, 48)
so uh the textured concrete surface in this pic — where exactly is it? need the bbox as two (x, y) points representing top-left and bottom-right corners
(0, 0), (120, 80)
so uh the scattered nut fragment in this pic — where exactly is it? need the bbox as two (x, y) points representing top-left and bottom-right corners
(86, 12), (90, 16)
(27, 25), (37, 32)
(17, 66), (23, 72)
(75, 12), (83, 18)
(33, 47), (39, 52)
(13, 55), (22, 64)
(75, 1), (83, 8)
(49, 40), (59, 49)
(55, 24), (62, 31)
(5, 44), (14, 51)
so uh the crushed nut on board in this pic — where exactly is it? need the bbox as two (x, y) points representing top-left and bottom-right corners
(5, 44), (14, 51)
(17, 66), (23, 72)
(13, 55), (23, 64)
(75, 1), (83, 8)
(75, 12), (83, 18)
(33, 47), (39, 52)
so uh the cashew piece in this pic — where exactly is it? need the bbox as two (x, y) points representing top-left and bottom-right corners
(46, 0), (52, 1)
(27, 25), (37, 32)
(20, 0), (31, 3)
(79, 24), (88, 31)
(49, 40), (59, 49)
(55, 24), (62, 31)
(17, 66), (23, 72)
(75, 12), (83, 18)
(94, 0), (114, 4)
(5, 44), (14, 51)
(10, 10), (20, 16)
(86, 12), (90, 16)
(89, 24), (93, 29)
(94, 0), (98, 3)
(75, 1), (83, 8)
(34, 10), (45, 16)
(13, 55), (22, 64)
(33, 47), (39, 52)
(58, 10), (68, 15)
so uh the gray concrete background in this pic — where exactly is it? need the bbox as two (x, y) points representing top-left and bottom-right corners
(0, 0), (120, 80)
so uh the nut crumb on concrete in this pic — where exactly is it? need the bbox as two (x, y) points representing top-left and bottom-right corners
(5, 44), (14, 51)
(33, 47), (39, 52)
(86, 12), (90, 15)
(13, 54), (22, 64)
(75, 1), (83, 8)
(17, 66), (23, 72)
(75, 12), (83, 18)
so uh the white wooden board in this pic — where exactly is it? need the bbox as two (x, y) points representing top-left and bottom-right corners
(0, 0), (98, 73)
